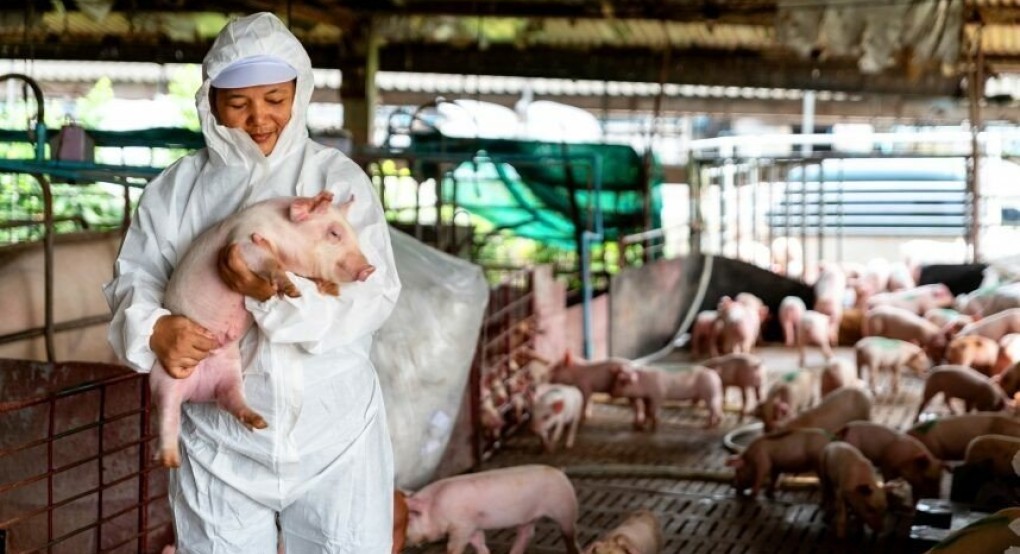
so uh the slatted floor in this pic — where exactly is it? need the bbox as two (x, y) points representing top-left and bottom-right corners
(406, 346), (939, 554)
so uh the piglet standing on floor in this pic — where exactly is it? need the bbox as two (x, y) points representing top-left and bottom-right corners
(582, 509), (663, 554)
(854, 336), (930, 397)
(727, 428), (832, 498)
(529, 383), (584, 452)
(397, 465), (582, 554)
(819, 442), (888, 539)
(700, 353), (763, 421)
(150, 191), (374, 468)
(797, 310), (834, 366)
(754, 369), (816, 432)
(611, 366), (723, 430)
(779, 296), (806, 347)
(549, 351), (633, 421)
(907, 412), (1020, 460)
(837, 421), (944, 500)
(914, 365), (1009, 421)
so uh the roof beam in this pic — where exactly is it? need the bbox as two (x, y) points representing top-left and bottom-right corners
(342, 0), (776, 24)
(0, 38), (962, 97)
(376, 44), (963, 97)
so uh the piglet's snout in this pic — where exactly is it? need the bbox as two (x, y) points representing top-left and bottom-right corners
(356, 265), (376, 282)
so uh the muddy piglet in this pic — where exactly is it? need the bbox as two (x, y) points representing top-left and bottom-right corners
(151, 191), (374, 468)
(727, 427), (832, 498)
(837, 421), (943, 500)
(944, 335), (1000, 376)
(908, 412), (1020, 460)
(819, 442), (888, 539)
(582, 509), (663, 554)
(914, 365), (1008, 421)
(400, 464), (581, 554)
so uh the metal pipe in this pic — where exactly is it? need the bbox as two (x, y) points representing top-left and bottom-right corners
(818, 162), (825, 267)
(799, 162), (807, 280)
(969, 25), (985, 263)
(31, 172), (56, 362)
(738, 163), (746, 261)
(138, 377), (152, 553)
(581, 154), (605, 359)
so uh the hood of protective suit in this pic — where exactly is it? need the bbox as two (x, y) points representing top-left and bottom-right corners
(197, 12), (313, 166)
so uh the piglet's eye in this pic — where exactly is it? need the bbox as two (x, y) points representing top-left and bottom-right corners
(328, 228), (343, 241)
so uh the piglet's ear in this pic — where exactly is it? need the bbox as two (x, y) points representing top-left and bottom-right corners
(340, 194), (356, 216)
(289, 191), (335, 222)
(404, 495), (427, 515)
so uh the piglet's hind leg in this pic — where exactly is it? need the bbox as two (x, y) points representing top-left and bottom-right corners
(210, 348), (267, 430)
(150, 364), (185, 468)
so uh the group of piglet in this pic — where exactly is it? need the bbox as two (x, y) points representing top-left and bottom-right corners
(693, 259), (1020, 544)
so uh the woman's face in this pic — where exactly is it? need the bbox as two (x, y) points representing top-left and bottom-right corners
(213, 80), (296, 156)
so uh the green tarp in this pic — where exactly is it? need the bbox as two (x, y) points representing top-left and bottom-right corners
(410, 133), (663, 250)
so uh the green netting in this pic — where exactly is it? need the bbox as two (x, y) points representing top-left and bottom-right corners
(409, 133), (663, 250)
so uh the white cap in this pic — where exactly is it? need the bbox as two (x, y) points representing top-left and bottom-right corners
(210, 55), (298, 89)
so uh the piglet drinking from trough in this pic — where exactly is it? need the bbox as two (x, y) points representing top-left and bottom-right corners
(150, 191), (374, 467)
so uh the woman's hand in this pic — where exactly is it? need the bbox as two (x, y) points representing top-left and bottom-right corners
(217, 243), (277, 301)
(150, 315), (218, 379)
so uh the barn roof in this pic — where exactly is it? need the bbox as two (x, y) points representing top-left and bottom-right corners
(0, 1), (1016, 98)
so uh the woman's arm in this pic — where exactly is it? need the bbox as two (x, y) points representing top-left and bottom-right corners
(103, 171), (216, 374)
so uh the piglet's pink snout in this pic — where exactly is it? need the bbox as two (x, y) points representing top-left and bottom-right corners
(356, 265), (376, 282)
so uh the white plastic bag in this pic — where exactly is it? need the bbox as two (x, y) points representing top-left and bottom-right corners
(372, 229), (489, 489)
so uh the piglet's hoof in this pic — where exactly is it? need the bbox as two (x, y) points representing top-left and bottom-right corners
(237, 410), (268, 431)
(157, 449), (182, 469)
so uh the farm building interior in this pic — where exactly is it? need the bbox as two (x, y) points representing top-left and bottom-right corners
(4, 0), (1020, 552)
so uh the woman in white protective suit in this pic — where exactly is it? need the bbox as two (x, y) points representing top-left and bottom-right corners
(103, 12), (401, 553)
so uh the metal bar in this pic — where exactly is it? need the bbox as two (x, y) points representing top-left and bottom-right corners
(799, 163), (807, 280)
(47, 395), (55, 546)
(138, 378), (151, 554)
(969, 25), (985, 263)
(0, 314), (113, 347)
(837, 158), (844, 263)
(818, 162), (825, 266)
(0, 462), (161, 529)
(97, 386), (106, 553)
(767, 163), (775, 271)
(735, 164), (742, 261)
(31, 172), (56, 362)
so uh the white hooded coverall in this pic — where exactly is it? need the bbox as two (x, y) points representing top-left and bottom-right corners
(103, 12), (401, 553)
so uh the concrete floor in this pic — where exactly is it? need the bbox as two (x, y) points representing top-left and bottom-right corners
(405, 345), (946, 554)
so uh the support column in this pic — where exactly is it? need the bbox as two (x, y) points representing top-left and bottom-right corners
(339, 15), (379, 147)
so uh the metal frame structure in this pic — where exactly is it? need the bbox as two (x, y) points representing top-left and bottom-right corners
(0, 360), (170, 554)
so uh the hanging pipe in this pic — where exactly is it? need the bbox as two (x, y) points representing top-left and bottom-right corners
(581, 154), (605, 359)
(0, 73), (46, 160)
